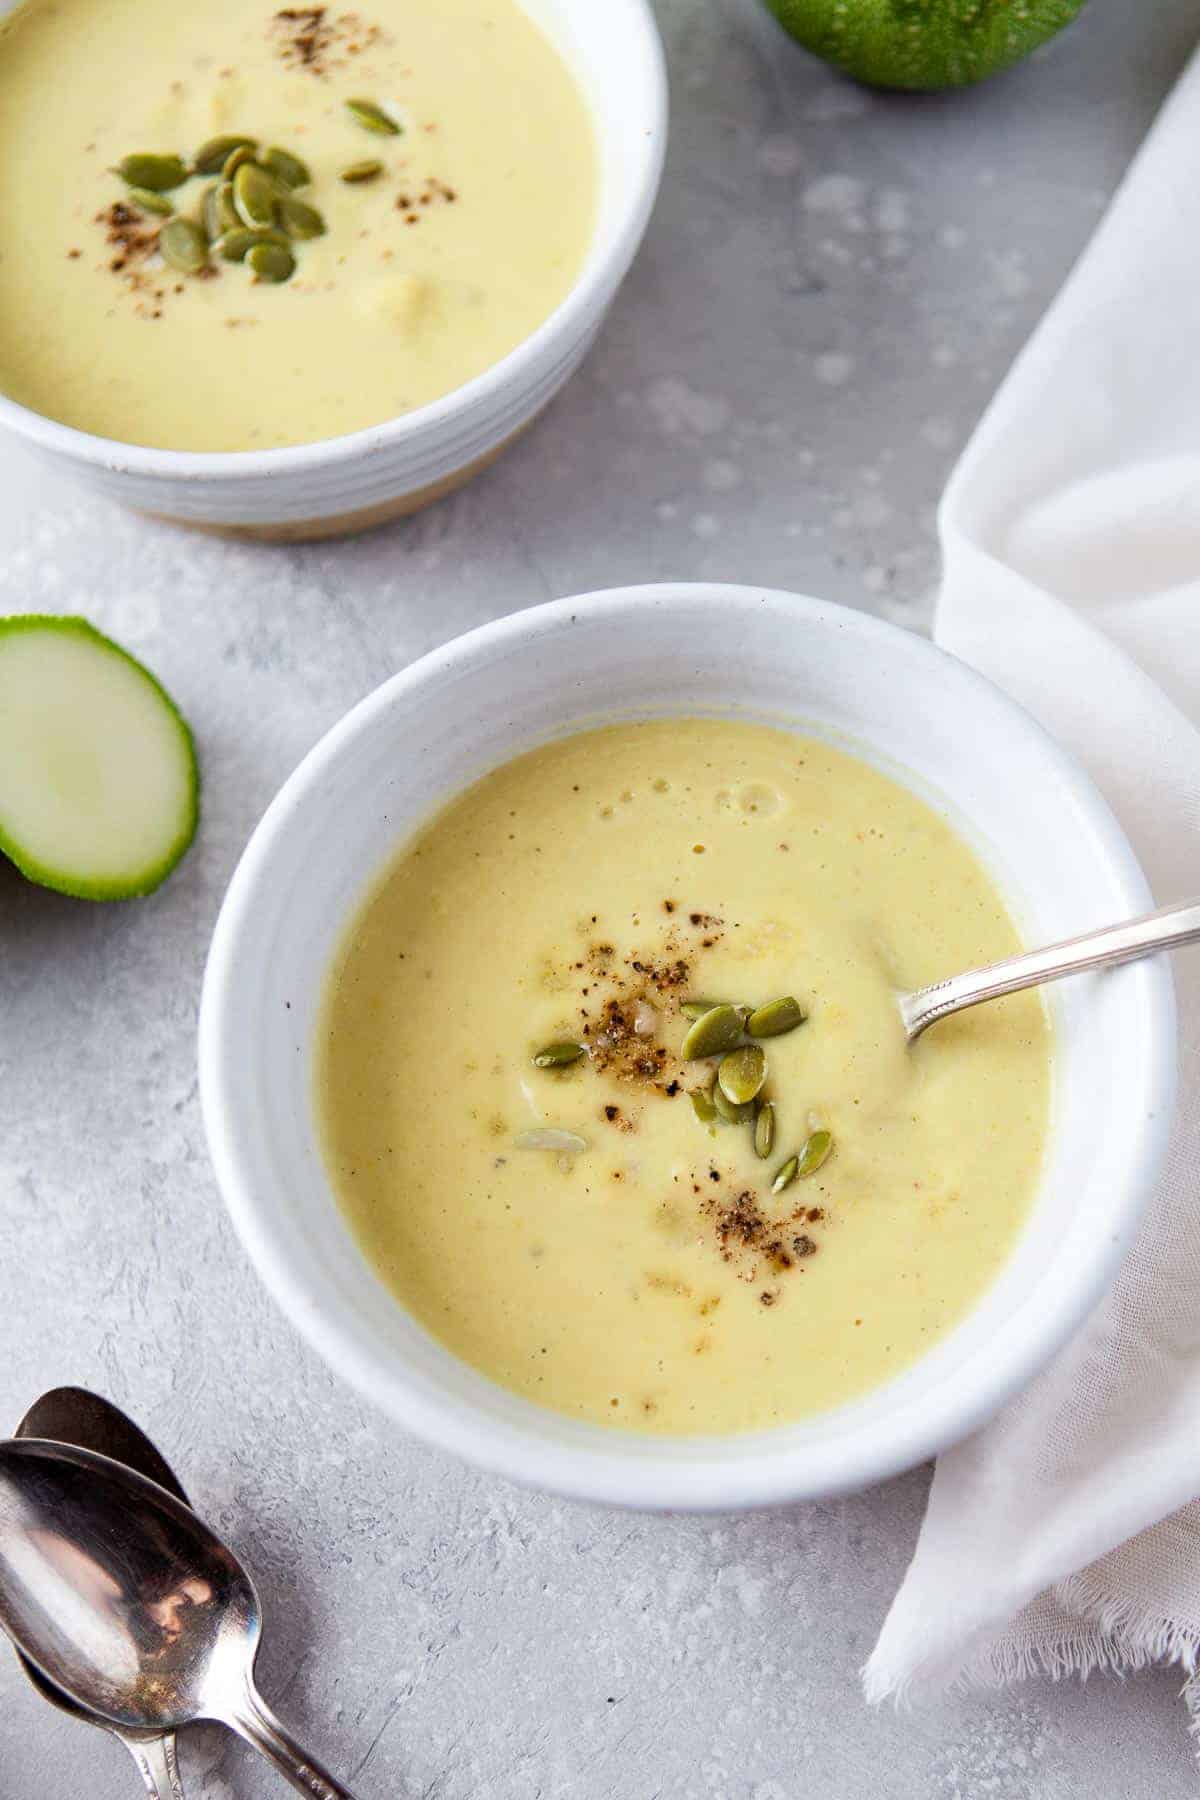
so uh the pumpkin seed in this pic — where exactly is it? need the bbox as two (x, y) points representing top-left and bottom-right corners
(771, 1154), (799, 1195)
(233, 161), (278, 229)
(717, 1044), (766, 1107)
(514, 1127), (589, 1154)
(680, 997), (731, 1020)
(246, 241), (296, 283)
(746, 995), (808, 1039)
(203, 180), (240, 241)
(214, 228), (254, 263)
(532, 1040), (586, 1069)
(279, 196), (326, 239)
(680, 1003), (743, 1061)
(116, 153), (188, 192)
(690, 1084), (717, 1124)
(194, 134), (257, 175)
(795, 1129), (833, 1178)
(128, 187), (173, 217)
(261, 145), (312, 189)
(712, 1081), (754, 1126)
(214, 225), (290, 262)
(346, 96), (403, 135)
(753, 1101), (775, 1160)
(222, 143), (257, 182)
(340, 159), (384, 183)
(158, 216), (208, 275)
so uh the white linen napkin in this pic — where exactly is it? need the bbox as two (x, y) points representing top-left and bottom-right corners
(864, 43), (1200, 1709)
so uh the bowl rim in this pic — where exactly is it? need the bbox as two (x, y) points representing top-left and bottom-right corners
(198, 583), (1176, 1510)
(0, 0), (667, 482)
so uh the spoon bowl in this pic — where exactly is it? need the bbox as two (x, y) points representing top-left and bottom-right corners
(13, 1389), (190, 1799)
(16, 1389), (185, 1501)
(0, 1439), (357, 1798)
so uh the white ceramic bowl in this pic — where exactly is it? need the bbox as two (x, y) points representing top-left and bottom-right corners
(199, 585), (1175, 1509)
(0, 0), (665, 542)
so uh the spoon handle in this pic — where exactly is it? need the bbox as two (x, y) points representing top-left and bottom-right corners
(226, 1685), (360, 1800)
(900, 897), (1200, 1042)
(116, 1730), (186, 1800)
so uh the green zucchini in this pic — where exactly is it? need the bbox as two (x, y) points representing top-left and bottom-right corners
(0, 615), (198, 900)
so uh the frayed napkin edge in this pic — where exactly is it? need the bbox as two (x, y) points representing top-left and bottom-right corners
(863, 1572), (1200, 1717)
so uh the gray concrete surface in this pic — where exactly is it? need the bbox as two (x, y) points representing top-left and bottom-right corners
(2, 1), (1198, 1794)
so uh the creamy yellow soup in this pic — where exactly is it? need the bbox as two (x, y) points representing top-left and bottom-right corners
(318, 721), (1050, 1437)
(0, 0), (595, 449)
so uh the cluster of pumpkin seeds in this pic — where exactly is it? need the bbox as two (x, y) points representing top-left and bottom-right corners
(112, 98), (404, 285)
(680, 996), (833, 1195)
(529, 993), (834, 1202)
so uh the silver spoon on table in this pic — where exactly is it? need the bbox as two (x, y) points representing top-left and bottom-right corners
(13, 1388), (188, 1800)
(0, 1438), (360, 1800)
(901, 897), (1200, 1042)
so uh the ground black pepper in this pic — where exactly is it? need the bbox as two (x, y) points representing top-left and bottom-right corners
(271, 7), (381, 73)
(94, 202), (210, 313)
(700, 1186), (825, 1294)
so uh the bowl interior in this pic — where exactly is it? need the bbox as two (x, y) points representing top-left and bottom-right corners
(521, 0), (663, 261)
(200, 586), (1173, 1508)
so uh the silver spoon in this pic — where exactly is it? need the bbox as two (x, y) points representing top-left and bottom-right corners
(14, 1388), (188, 1800)
(901, 897), (1200, 1042)
(0, 1438), (360, 1800)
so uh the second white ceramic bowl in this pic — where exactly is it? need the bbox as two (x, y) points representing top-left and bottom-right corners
(0, 0), (666, 540)
(199, 585), (1175, 1509)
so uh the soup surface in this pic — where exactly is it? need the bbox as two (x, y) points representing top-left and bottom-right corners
(0, 0), (595, 449)
(318, 721), (1050, 1436)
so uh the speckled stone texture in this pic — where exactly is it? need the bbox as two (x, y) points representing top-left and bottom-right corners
(2, 1), (1198, 1794)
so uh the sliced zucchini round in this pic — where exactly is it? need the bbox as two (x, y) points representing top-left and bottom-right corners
(0, 615), (198, 901)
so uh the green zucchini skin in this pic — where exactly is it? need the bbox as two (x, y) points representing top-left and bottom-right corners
(761, 0), (1088, 92)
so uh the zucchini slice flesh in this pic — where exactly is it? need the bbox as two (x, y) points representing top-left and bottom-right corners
(0, 614), (198, 900)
